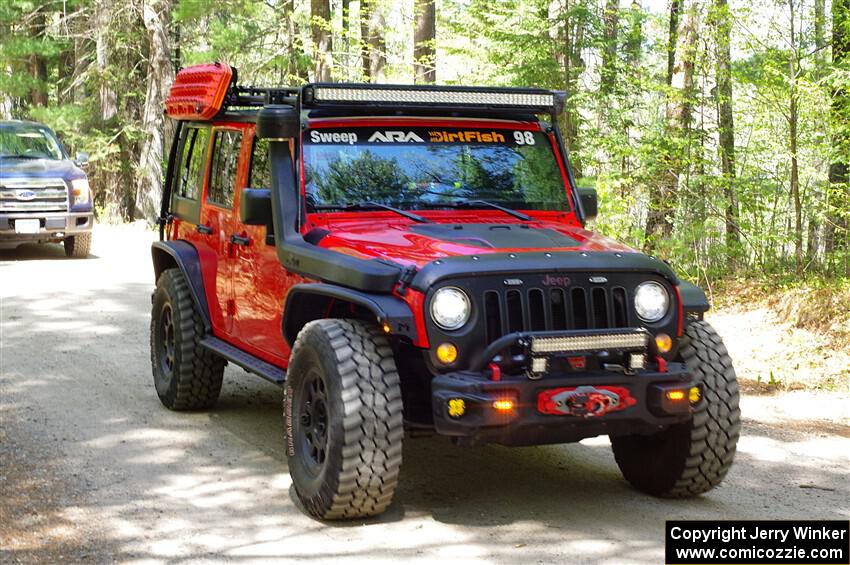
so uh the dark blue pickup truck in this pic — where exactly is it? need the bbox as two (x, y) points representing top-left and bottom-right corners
(0, 120), (94, 257)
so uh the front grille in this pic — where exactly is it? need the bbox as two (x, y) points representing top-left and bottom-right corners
(482, 284), (632, 344)
(0, 178), (69, 213)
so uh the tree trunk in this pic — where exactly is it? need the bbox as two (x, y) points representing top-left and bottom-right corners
(414, 0), (436, 84)
(789, 0), (803, 275)
(622, 0), (642, 176)
(666, 0), (681, 87)
(828, 0), (850, 275)
(342, 0), (352, 79)
(95, 0), (117, 122)
(790, 93), (802, 274)
(136, 0), (175, 222)
(646, 0), (696, 248)
(713, 0), (739, 263)
(360, 0), (386, 82)
(360, 0), (371, 80)
(600, 0), (619, 96)
(312, 0), (332, 81)
(551, 0), (586, 177)
(29, 9), (49, 107)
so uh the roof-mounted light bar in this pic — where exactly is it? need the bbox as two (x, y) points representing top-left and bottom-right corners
(303, 84), (562, 113)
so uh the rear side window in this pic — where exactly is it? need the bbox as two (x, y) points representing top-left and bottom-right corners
(207, 130), (242, 208)
(177, 127), (210, 200)
(250, 137), (271, 188)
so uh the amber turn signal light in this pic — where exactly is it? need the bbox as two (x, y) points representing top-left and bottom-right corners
(493, 399), (515, 411)
(436, 342), (458, 364)
(655, 333), (673, 353)
(666, 389), (686, 401)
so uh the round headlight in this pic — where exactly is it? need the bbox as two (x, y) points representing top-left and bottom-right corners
(634, 281), (670, 322)
(430, 287), (471, 330)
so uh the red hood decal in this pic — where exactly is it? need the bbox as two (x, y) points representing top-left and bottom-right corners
(313, 216), (637, 267)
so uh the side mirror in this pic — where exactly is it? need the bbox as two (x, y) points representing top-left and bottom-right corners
(577, 186), (597, 222)
(240, 188), (273, 226)
(75, 151), (89, 167)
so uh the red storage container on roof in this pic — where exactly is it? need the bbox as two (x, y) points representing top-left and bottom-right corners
(165, 62), (234, 120)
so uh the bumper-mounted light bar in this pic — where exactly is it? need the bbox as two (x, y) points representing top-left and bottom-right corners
(530, 331), (649, 355)
(303, 84), (563, 113)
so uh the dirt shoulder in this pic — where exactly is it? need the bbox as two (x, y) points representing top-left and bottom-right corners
(706, 287), (850, 394)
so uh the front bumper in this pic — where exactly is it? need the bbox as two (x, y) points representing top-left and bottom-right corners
(429, 328), (696, 446)
(0, 211), (94, 241)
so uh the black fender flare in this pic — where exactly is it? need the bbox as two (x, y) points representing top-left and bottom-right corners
(151, 240), (211, 332)
(678, 280), (710, 318)
(282, 283), (418, 346)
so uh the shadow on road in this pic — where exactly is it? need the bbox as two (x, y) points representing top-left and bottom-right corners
(2, 234), (848, 563)
(0, 241), (99, 262)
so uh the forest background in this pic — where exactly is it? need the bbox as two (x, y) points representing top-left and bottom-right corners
(2, 0), (849, 290)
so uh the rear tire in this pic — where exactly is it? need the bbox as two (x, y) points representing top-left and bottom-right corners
(611, 321), (740, 497)
(150, 268), (225, 410)
(285, 319), (403, 520)
(63, 232), (91, 258)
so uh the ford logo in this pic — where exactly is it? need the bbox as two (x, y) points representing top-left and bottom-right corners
(15, 190), (37, 201)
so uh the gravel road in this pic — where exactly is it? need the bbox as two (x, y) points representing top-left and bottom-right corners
(2, 224), (848, 564)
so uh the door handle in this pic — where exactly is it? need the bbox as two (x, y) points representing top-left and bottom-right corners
(196, 224), (213, 235)
(230, 234), (251, 246)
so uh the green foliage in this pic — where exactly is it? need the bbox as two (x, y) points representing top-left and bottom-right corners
(0, 0), (846, 279)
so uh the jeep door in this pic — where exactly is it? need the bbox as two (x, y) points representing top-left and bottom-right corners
(227, 133), (293, 367)
(198, 124), (246, 334)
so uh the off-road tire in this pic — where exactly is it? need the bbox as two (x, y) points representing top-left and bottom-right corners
(611, 321), (740, 497)
(63, 232), (92, 258)
(285, 319), (403, 520)
(150, 268), (225, 410)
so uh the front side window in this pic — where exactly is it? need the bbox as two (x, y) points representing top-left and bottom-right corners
(207, 129), (242, 208)
(249, 137), (271, 188)
(0, 124), (64, 161)
(302, 126), (570, 212)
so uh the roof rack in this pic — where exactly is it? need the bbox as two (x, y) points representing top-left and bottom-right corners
(165, 62), (564, 121)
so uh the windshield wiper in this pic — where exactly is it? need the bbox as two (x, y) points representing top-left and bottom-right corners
(313, 201), (431, 223)
(424, 199), (533, 221)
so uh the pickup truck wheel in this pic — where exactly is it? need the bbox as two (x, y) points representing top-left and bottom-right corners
(63, 232), (91, 258)
(150, 268), (225, 410)
(285, 319), (403, 520)
(611, 321), (740, 497)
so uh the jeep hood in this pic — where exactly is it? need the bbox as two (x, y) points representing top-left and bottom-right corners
(315, 218), (636, 267)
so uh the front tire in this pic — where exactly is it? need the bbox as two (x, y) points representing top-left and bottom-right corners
(611, 321), (740, 497)
(285, 319), (403, 520)
(64, 232), (91, 258)
(150, 268), (225, 410)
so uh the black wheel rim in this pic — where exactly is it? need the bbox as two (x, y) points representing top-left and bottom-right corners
(298, 368), (329, 475)
(158, 303), (176, 375)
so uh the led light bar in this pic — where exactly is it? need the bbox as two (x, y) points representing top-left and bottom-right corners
(308, 85), (557, 111)
(531, 332), (649, 355)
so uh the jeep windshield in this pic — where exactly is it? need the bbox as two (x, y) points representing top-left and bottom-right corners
(0, 123), (64, 161)
(302, 125), (571, 213)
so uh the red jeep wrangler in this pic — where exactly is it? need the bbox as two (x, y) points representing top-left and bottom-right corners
(150, 63), (740, 520)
